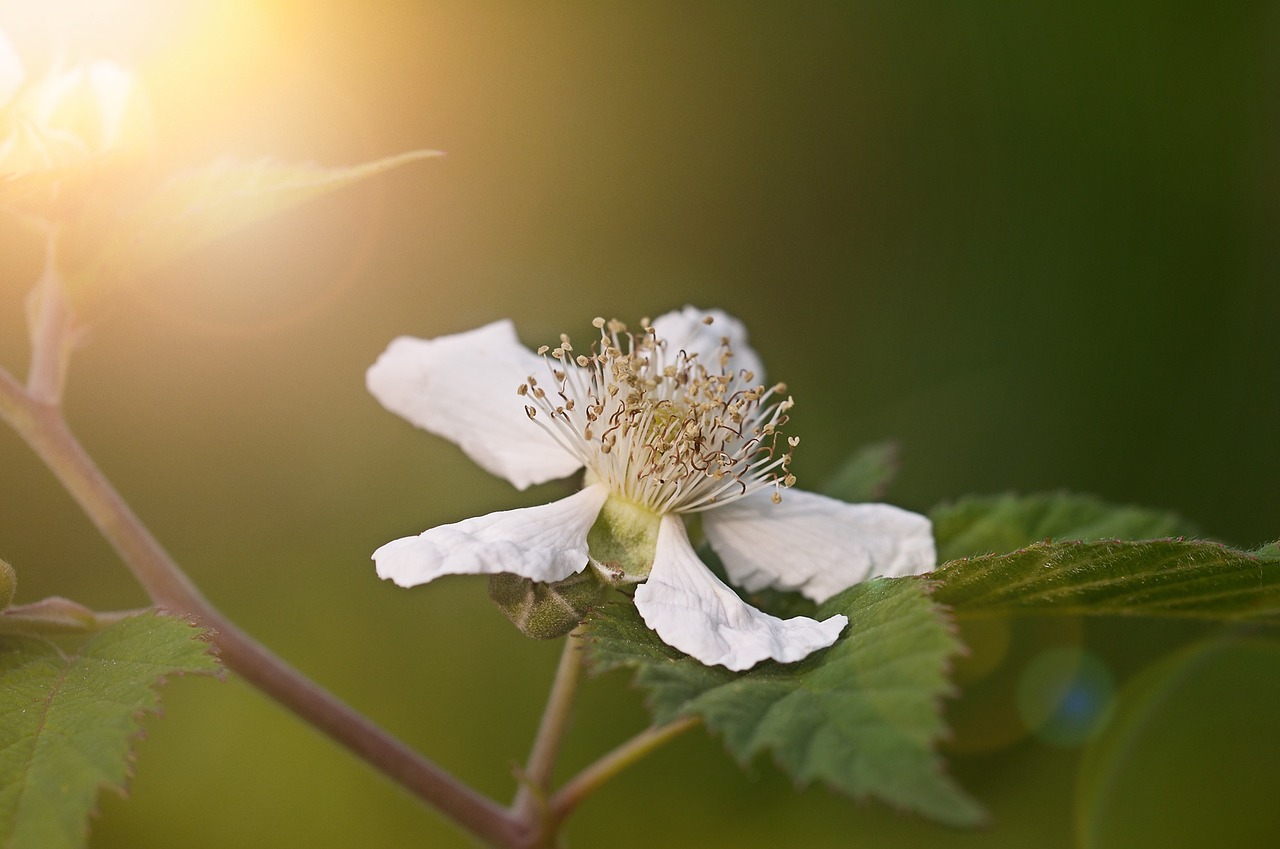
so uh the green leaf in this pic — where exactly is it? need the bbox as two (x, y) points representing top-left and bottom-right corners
(933, 539), (1280, 622)
(0, 611), (219, 849)
(61, 150), (441, 294)
(821, 441), (900, 503)
(931, 492), (1195, 563)
(583, 578), (983, 826)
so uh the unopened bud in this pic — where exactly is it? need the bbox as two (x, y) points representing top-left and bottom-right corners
(487, 569), (606, 639)
(1, 58), (153, 178)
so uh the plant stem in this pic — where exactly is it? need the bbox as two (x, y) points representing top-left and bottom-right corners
(512, 631), (585, 824)
(25, 231), (72, 405)
(550, 716), (702, 824)
(0, 367), (527, 848)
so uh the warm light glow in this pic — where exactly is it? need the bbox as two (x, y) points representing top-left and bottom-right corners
(0, 0), (202, 64)
(0, 1), (410, 335)
(0, 1), (272, 134)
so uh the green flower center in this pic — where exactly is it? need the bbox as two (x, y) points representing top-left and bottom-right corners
(585, 493), (662, 585)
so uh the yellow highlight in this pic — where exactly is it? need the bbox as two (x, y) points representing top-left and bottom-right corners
(0, 0), (223, 63)
(0, 2), (432, 334)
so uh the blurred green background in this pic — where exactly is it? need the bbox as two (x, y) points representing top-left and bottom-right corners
(2, 2), (1279, 847)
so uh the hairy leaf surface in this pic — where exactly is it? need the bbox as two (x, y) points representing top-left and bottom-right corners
(584, 578), (982, 826)
(934, 539), (1280, 622)
(0, 613), (218, 849)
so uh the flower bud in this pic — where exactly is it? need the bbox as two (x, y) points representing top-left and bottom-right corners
(0, 42), (153, 179)
(35, 61), (153, 159)
(487, 569), (606, 639)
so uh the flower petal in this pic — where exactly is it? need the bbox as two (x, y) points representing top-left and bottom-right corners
(367, 320), (584, 490)
(634, 515), (847, 671)
(703, 488), (936, 604)
(651, 305), (765, 384)
(374, 484), (610, 587)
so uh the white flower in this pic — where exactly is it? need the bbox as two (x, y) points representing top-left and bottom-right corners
(367, 307), (936, 671)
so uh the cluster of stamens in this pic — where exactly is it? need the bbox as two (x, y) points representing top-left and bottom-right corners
(518, 315), (798, 513)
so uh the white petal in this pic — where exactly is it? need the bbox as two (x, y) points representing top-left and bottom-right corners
(703, 488), (936, 604)
(374, 484), (610, 587)
(367, 320), (583, 490)
(634, 515), (847, 671)
(651, 305), (766, 384)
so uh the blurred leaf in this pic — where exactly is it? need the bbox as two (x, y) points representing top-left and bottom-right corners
(933, 539), (1280, 622)
(821, 440), (899, 503)
(0, 559), (13, 610)
(932, 492), (1195, 563)
(583, 578), (983, 827)
(61, 149), (440, 294)
(0, 612), (219, 849)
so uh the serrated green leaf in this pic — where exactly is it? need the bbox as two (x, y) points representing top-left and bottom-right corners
(583, 578), (983, 826)
(60, 150), (440, 296)
(934, 539), (1280, 622)
(0, 611), (219, 849)
(821, 441), (899, 503)
(931, 492), (1195, 563)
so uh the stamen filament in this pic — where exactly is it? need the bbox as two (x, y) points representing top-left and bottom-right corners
(522, 315), (798, 516)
